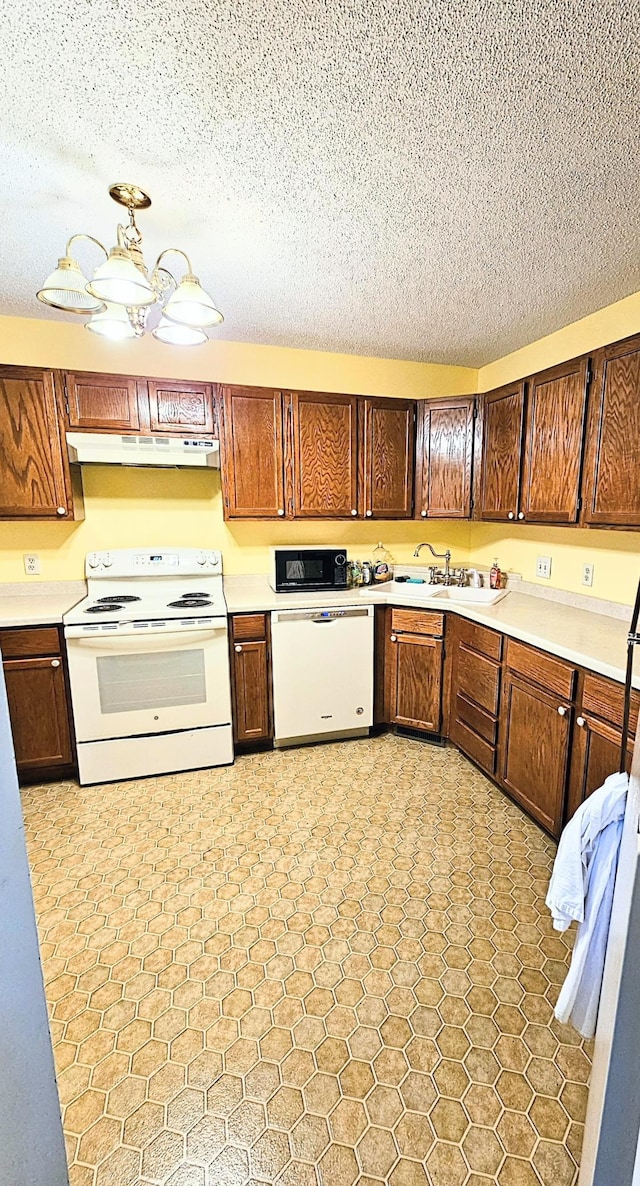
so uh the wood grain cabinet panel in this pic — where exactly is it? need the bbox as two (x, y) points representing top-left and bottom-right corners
(390, 633), (444, 732)
(520, 357), (590, 524)
(0, 366), (81, 520)
(219, 386), (286, 519)
(582, 335), (640, 527)
(147, 380), (215, 434)
(362, 397), (415, 519)
(567, 713), (633, 822)
(498, 671), (571, 838)
(230, 614), (272, 744)
(288, 391), (359, 518)
(4, 655), (73, 772)
(477, 382), (526, 521)
(65, 372), (141, 431)
(416, 397), (475, 519)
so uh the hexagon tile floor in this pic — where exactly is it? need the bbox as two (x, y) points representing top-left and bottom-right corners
(22, 734), (592, 1186)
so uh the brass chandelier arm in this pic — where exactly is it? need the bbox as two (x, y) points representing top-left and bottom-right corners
(154, 247), (194, 279)
(66, 233), (109, 260)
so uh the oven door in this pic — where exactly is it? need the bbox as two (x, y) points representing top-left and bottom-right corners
(64, 621), (231, 742)
(274, 548), (344, 592)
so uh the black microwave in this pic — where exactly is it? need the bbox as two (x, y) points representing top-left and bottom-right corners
(270, 547), (348, 593)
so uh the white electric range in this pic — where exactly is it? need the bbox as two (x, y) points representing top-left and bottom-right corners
(64, 548), (233, 785)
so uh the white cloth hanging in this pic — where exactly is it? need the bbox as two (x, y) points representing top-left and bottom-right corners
(546, 770), (628, 1039)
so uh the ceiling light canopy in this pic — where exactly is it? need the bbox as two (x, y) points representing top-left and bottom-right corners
(36, 185), (223, 346)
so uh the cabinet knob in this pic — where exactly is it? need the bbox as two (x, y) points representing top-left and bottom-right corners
(576, 716), (586, 728)
(56, 506), (66, 516)
(421, 510), (427, 517)
(234, 644), (243, 653)
(51, 659), (60, 668)
(365, 510), (373, 517)
(518, 512), (525, 520)
(390, 634), (397, 643)
(351, 509), (357, 516)
(557, 705), (567, 717)
(277, 509), (285, 516)
(508, 511), (515, 520)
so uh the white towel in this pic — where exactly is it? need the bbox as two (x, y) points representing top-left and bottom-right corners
(546, 770), (628, 1038)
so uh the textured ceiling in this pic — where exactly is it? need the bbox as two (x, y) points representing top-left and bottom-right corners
(1, 1), (640, 366)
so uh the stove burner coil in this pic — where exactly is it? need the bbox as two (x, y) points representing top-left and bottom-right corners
(85, 604), (123, 614)
(168, 598), (212, 608)
(97, 595), (142, 604)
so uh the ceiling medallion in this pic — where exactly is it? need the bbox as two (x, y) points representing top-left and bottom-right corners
(36, 184), (223, 346)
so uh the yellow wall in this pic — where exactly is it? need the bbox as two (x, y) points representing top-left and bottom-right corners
(0, 316), (475, 582)
(472, 291), (640, 606)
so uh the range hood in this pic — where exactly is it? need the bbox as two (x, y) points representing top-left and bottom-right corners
(66, 432), (220, 469)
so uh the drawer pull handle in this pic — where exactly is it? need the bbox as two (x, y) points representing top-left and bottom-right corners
(576, 715), (586, 728)
(51, 659), (61, 668)
(234, 644), (243, 653)
(390, 634), (397, 643)
(557, 705), (567, 717)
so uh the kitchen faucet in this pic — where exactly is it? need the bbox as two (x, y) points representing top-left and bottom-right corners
(413, 542), (466, 586)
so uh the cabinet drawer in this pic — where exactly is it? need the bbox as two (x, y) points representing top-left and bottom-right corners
(232, 614), (268, 642)
(582, 673), (639, 736)
(506, 639), (576, 701)
(0, 626), (61, 659)
(391, 608), (444, 637)
(455, 617), (503, 661)
(457, 644), (500, 715)
(450, 717), (496, 776)
(455, 692), (498, 746)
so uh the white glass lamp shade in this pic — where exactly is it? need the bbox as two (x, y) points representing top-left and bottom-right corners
(86, 246), (156, 307)
(36, 256), (104, 313)
(164, 273), (223, 328)
(153, 317), (207, 346)
(85, 302), (137, 341)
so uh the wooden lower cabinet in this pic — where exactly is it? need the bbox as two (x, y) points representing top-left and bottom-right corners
(230, 614), (273, 745)
(566, 673), (639, 820)
(498, 669), (573, 838)
(0, 626), (74, 779)
(449, 617), (502, 777)
(387, 608), (445, 733)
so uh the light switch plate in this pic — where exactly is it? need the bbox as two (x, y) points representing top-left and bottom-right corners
(582, 563), (595, 587)
(536, 556), (552, 580)
(23, 554), (41, 576)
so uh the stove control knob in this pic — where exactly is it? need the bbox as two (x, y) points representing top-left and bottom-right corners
(87, 553), (100, 569)
(102, 553), (112, 568)
(197, 551), (207, 566)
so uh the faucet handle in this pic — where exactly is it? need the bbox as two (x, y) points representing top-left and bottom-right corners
(457, 568), (467, 587)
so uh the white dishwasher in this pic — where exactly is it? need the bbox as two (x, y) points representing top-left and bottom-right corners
(271, 605), (374, 746)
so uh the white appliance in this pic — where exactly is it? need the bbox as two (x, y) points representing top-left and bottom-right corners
(66, 432), (220, 468)
(64, 548), (233, 785)
(270, 605), (374, 747)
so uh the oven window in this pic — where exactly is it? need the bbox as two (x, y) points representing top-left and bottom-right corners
(286, 558), (324, 581)
(96, 649), (206, 714)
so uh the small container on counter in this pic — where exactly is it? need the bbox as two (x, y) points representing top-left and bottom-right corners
(361, 561), (374, 586)
(489, 558), (502, 590)
(348, 560), (364, 587)
(372, 541), (393, 583)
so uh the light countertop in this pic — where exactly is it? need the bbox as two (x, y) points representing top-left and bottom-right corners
(0, 582), (86, 628)
(223, 574), (639, 690)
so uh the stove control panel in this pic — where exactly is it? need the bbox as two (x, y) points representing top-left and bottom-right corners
(85, 548), (223, 577)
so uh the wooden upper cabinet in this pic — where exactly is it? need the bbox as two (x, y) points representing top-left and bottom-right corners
(476, 382), (525, 521)
(65, 372), (141, 431)
(0, 366), (82, 520)
(288, 391), (359, 518)
(362, 397), (415, 519)
(581, 335), (640, 527)
(416, 396), (475, 519)
(147, 379), (215, 435)
(219, 385), (286, 518)
(520, 357), (590, 524)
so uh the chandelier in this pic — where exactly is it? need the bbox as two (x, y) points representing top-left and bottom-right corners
(36, 183), (223, 346)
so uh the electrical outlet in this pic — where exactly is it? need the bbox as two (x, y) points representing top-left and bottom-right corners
(582, 563), (595, 587)
(23, 554), (41, 576)
(536, 556), (552, 580)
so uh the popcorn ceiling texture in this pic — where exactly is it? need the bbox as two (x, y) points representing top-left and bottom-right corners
(1, 0), (640, 365)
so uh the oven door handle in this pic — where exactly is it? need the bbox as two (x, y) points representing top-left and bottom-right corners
(64, 626), (226, 648)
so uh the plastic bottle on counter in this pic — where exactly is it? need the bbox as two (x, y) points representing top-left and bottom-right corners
(489, 558), (502, 590)
(372, 541), (393, 583)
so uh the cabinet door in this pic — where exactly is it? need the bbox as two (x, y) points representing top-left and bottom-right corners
(582, 336), (640, 527)
(520, 357), (589, 524)
(477, 382), (526, 521)
(65, 372), (141, 431)
(362, 398), (415, 519)
(231, 641), (271, 743)
(416, 397), (475, 519)
(390, 632), (443, 732)
(0, 367), (76, 519)
(147, 379), (215, 434)
(4, 656), (73, 772)
(566, 713), (633, 822)
(219, 386), (286, 518)
(289, 391), (359, 518)
(499, 672), (571, 837)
